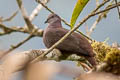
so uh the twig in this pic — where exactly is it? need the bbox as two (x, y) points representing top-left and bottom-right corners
(0, 23), (15, 35)
(16, 0), (34, 31)
(88, 17), (100, 36)
(96, 0), (100, 7)
(30, 0), (50, 21)
(3, 34), (34, 55)
(2, 10), (18, 22)
(80, 62), (92, 71)
(36, 0), (92, 41)
(88, 0), (114, 36)
(115, 0), (120, 19)
(92, 1), (120, 16)
(1, 0), (119, 63)
(93, 0), (110, 13)
(0, 16), (3, 23)
(0, 10), (18, 24)
(85, 23), (89, 35)
(0, 24), (43, 36)
(76, 30), (92, 41)
(77, 1), (120, 28)
(86, 0), (101, 36)
(32, 0), (120, 63)
(0, 49), (85, 80)
(36, 0), (71, 26)
(0, 0), (48, 55)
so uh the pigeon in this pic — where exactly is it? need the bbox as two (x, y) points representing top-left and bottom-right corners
(43, 14), (96, 66)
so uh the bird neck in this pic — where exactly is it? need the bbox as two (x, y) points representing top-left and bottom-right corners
(48, 20), (62, 28)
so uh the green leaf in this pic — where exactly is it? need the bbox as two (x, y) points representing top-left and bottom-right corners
(70, 0), (89, 29)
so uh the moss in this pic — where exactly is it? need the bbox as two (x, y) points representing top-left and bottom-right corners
(92, 41), (120, 75)
(91, 41), (111, 63)
(104, 48), (120, 75)
(104, 48), (120, 65)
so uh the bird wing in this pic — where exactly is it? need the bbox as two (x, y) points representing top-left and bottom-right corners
(53, 28), (93, 56)
(72, 32), (94, 56)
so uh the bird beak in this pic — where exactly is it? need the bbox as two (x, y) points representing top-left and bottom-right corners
(44, 19), (48, 23)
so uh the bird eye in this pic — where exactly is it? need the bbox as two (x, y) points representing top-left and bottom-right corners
(51, 16), (54, 18)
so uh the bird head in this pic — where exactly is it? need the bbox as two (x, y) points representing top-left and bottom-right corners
(45, 14), (61, 24)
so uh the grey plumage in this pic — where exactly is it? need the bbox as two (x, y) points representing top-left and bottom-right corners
(43, 14), (96, 66)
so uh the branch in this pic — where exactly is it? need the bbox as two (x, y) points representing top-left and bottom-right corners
(79, 62), (92, 71)
(0, 49), (44, 80)
(93, 0), (110, 13)
(0, 10), (18, 24)
(2, 34), (34, 56)
(16, 0), (34, 31)
(0, 49), (85, 80)
(2, 10), (18, 22)
(1, 48), (86, 71)
(115, 0), (120, 19)
(77, 72), (119, 80)
(92, 1), (120, 16)
(32, 0), (120, 63)
(0, 23), (43, 36)
(0, 41), (120, 80)
(36, 0), (71, 27)
(0, 0), (49, 55)
(36, 0), (92, 41)
(30, 0), (50, 21)
(88, 0), (114, 36)
(0, 0), (49, 36)
(0, 23), (16, 35)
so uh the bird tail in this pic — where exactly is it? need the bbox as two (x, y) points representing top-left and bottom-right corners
(85, 56), (96, 67)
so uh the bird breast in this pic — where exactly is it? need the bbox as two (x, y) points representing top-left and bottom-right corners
(43, 27), (62, 48)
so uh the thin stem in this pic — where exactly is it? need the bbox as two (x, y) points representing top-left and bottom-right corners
(115, 0), (120, 19)
(32, 1), (120, 63)
(3, 34), (34, 55)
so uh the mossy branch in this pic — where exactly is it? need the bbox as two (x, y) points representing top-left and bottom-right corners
(92, 41), (120, 75)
